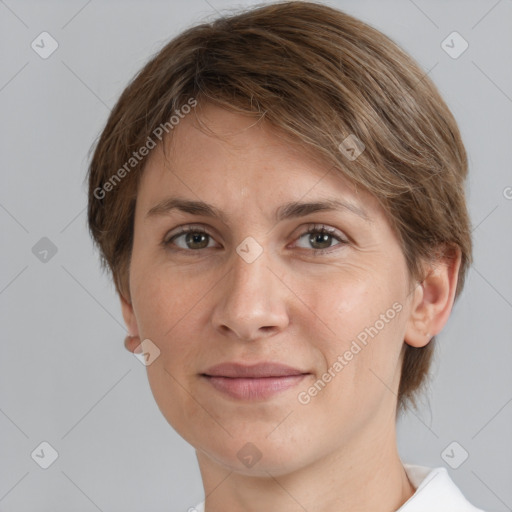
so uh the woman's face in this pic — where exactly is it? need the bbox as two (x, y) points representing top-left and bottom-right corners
(123, 103), (418, 476)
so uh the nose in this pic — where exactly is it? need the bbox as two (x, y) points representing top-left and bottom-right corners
(210, 245), (290, 341)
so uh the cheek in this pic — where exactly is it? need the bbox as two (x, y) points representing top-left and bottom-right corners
(130, 261), (200, 352)
(130, 265), (205, 433)
(293, 270), (406, 393)
(292, 269), (395, 344)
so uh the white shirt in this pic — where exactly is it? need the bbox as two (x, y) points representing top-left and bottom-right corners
(397, 464), (486, 511)
(189, 464), (486, 511)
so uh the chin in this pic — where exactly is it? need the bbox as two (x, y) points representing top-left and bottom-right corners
(199, 435), (314, 476)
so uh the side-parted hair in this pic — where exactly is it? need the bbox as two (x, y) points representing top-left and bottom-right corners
(87, 1), (472, 415)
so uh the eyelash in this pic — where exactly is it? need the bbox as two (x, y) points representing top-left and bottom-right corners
(163, 223), (348, 255)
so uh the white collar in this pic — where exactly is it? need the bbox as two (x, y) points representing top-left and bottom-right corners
(398, 463), (485, 511)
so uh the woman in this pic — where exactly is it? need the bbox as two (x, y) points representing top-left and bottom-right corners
(87, 1), (484, 510)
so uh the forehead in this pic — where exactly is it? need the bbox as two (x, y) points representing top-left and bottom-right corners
(137, 103), (381, 220)
(163, 103), (332, 178)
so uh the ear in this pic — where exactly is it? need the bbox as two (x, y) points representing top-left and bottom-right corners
(404, 246), (462, 348)
(120, 293), (141, 354)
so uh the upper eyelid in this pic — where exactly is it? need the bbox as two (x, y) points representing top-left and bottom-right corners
(164, 224), (211, 241)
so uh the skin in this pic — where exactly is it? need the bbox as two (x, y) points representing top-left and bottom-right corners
(121, 103), (461, 512)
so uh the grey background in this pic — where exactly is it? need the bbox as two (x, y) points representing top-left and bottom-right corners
(1, 0), (511, 510)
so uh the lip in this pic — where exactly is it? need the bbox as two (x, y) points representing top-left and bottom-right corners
(202, 361), (307, 378)
(203, 375), (308, 400)
(200, 362), (310, 401)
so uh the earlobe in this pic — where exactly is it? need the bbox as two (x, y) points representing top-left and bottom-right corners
(120, 293), (141, 353)
(124, 334), (141, 353)
(404, 247), (461, 348)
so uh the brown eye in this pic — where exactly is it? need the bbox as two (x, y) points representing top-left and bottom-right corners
(182, 232), (210, 250)
(165, 227), (217, 251)
(294, 225), (348, 253)
(308, 232), (333, 250)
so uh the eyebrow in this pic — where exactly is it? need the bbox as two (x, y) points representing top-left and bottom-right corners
(146, 197), (370, 223)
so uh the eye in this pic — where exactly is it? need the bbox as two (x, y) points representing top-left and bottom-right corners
(163, 223), (348, 254)
(164, 226), (218, 251)
(293, 224), (348, 254)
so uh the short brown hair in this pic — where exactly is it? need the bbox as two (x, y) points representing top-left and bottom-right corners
(87, 1), (472, 415)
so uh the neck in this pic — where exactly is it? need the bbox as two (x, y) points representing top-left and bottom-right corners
(195, 416), (416, 512)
